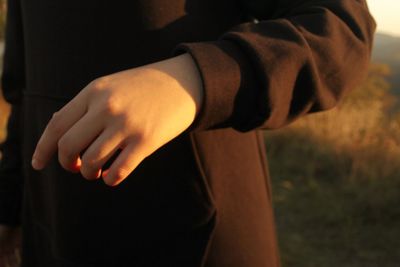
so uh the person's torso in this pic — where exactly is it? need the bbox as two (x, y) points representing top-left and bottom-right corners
(20, 0), (243, 264)
(21, 0), (243, 98)
(18, 1), (277, 266)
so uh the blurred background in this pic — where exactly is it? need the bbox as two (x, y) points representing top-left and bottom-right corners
(266, 1), (400, 266)
(0, 1), (399, 266)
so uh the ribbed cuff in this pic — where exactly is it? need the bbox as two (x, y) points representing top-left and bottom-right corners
(171, 39), (260, 132)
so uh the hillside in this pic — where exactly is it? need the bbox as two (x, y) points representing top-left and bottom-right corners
(372, 32), (400, 95)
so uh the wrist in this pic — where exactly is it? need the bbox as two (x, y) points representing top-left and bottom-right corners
(174, 53), (204, 117)
(145, 53), (204, 118)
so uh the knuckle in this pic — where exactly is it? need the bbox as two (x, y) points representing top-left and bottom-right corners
(89, 78), (108, 91)
(102, 97), (121, 116)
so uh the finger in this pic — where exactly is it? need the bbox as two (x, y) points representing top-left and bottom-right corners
(58, 109), (105, 173)
(102, 141), (148, 186)
(31, 94), (88, 170)
(79, 127), (124, 180)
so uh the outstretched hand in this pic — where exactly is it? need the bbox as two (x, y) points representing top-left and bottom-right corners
(31, 53), (203, 186)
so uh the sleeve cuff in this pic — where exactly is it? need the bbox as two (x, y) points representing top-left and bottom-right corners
(171, 40), (261, 132)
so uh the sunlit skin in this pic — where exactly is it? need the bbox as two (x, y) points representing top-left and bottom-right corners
(30, 53), (203, 186)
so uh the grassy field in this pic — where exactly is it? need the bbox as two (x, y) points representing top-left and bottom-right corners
(266, 64), (400, 267)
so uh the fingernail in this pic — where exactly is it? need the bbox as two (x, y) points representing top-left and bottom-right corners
(31, 158), (43, 170)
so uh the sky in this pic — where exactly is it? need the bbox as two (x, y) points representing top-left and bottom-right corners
(367, 0), (400, 36)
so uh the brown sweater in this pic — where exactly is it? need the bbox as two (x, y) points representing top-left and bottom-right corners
(0, 0), (375, 266)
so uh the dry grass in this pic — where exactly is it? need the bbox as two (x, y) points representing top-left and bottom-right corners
(266, 64), (400, 267)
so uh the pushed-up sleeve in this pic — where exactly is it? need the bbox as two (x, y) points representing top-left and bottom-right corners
(0, 0), (26, 226)
(173, 0), (376, 132)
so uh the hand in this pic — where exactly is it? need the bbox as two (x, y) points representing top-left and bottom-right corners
(0, 225), (21, 267)
(31, 53), (203, 186)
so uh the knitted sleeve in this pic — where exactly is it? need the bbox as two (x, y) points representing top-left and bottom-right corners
(173, 0), (376, 132)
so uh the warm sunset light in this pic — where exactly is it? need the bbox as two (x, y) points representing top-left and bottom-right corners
(368, 0), (400, 36)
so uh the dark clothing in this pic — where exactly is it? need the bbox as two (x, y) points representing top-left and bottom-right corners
(0, 0), (375, 266)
